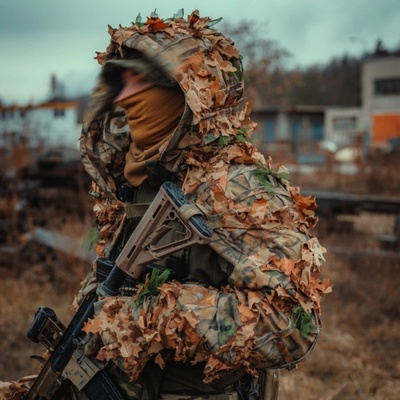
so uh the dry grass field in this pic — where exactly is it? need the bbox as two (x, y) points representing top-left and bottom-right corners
(1, 152), (400, 399)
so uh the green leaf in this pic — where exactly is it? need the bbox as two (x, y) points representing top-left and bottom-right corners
(150, 268), (170, 290)
(229, 56), (244, 82)
(276, 170), (291, 182)
(252, 169), (275, 193)
(291, 306), (314, 338)
(218, 134), (230, 148)
(204, 132), (217, 144)
(252, 164), (292, 192)
(236, 129), (251, 143)
(135, 268), (170, 306)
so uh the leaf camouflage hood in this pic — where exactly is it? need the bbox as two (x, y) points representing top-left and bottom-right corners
(79, 9), (331, 383)
(81, 9), (253, 193)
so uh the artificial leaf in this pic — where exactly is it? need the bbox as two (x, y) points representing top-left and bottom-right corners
(172, 9), (184, 19)
(206, 17), (223, 28)
(134, 13), (143, 26)
(291, 306), (314, 338)
(146, 17), (168, 31)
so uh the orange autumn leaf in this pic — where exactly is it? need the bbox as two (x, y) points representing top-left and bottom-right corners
(96, 343), (120, 362)
(146, 17), (168, 31)
(218, 43), (240, 59)
(82, 317), (104, 334)
(180, 51), (203, 75)
(188, 10), (200, 27)
(237, 303), (257, 323)
(270, 255), (298, 276)
(314, 278), (333, 294)
(292, 193), (318, 215)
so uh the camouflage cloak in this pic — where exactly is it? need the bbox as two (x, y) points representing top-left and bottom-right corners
(79, 10), (331, 384)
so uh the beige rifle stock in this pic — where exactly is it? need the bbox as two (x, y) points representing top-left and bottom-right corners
(115, 182), (212, 278)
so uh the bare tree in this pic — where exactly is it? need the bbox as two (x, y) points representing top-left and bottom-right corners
(221, 19), (294, 107)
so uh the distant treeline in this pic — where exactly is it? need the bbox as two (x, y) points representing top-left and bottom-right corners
(222, 20), (400, 108)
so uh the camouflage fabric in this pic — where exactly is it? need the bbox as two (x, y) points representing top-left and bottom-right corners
(81, 97), (131, 195)
(80, 93), (130, 258)
(78, 7), (331, 391)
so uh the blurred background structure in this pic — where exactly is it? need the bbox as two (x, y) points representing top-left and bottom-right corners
(1, 2), (400, 399)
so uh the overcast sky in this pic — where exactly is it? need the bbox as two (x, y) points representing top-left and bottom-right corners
(1, 0), (399, 104)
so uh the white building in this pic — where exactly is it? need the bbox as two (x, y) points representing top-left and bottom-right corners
(0, 100), (80, 151)
(324, 107), (366, 148)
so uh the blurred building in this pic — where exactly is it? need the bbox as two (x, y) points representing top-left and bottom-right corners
(324, 55), (400, 155)
(362, 56), (400, 150)
(324, 107), (365, 148)
(252, 105), (325, 165)
(0, 74), (81, 152)
(253, 55), (400, 165)
(0, 101), (80, 151)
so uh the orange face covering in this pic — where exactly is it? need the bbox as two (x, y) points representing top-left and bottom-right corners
(115, 85), (185, 187)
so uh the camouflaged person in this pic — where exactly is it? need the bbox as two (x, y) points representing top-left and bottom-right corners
(72, 8), (331, 400)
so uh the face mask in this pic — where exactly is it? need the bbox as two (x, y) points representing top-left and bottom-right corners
(115, 85), (185, 186)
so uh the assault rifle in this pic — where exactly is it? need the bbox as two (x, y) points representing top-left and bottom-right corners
(23, 182), (213, 400)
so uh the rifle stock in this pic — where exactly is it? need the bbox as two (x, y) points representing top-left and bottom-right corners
(24, 182), (212, 400)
